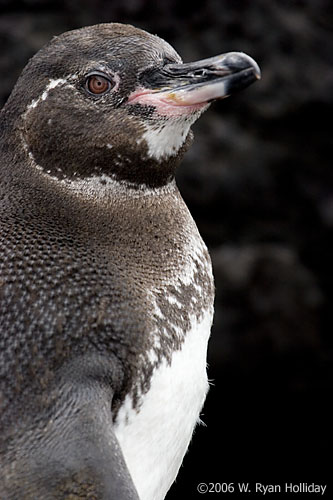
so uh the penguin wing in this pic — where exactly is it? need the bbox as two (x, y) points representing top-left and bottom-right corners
(0, 354), (139, 500)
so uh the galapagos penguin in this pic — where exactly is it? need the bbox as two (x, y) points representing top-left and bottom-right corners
(0, 23), (260, 499)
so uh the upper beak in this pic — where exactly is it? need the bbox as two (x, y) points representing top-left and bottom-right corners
(137, 51), (261, 106)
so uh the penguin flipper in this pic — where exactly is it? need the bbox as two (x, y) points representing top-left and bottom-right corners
(1, 355), (139, 500)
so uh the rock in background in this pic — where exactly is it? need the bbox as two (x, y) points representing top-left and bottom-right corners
(1, 0), (332, 496)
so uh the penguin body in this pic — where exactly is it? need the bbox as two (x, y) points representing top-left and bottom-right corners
(0, 23), (260, 499)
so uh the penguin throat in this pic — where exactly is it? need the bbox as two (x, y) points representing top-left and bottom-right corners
(140, 120), (193, 161)
(131, 104), (206, 162)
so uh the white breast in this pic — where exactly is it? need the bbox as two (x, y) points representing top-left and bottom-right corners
(114, 308), (213, 500)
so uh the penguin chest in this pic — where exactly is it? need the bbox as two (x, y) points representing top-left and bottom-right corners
(114, 307), (213, 500)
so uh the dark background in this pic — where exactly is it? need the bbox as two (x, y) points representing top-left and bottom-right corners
(1, 0), (332, 498)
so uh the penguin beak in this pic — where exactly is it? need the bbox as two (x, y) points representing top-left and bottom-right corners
(129, 52), (261, 108)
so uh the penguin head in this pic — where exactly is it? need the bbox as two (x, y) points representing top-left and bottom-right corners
(2, 23), (260, 188)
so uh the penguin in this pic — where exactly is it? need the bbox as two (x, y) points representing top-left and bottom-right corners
(0, 23), (260, 500)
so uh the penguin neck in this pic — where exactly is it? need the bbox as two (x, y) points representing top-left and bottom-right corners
(1, 138), (181, 212)
(7, 117), (193, 191)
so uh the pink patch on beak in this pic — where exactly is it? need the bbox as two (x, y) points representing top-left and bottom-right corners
(127, 88), (208, 117)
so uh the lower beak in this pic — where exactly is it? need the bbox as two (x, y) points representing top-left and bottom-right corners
(133, 51), (261, 107)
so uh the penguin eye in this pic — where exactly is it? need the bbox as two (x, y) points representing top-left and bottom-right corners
(85, 74), (112, 95)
